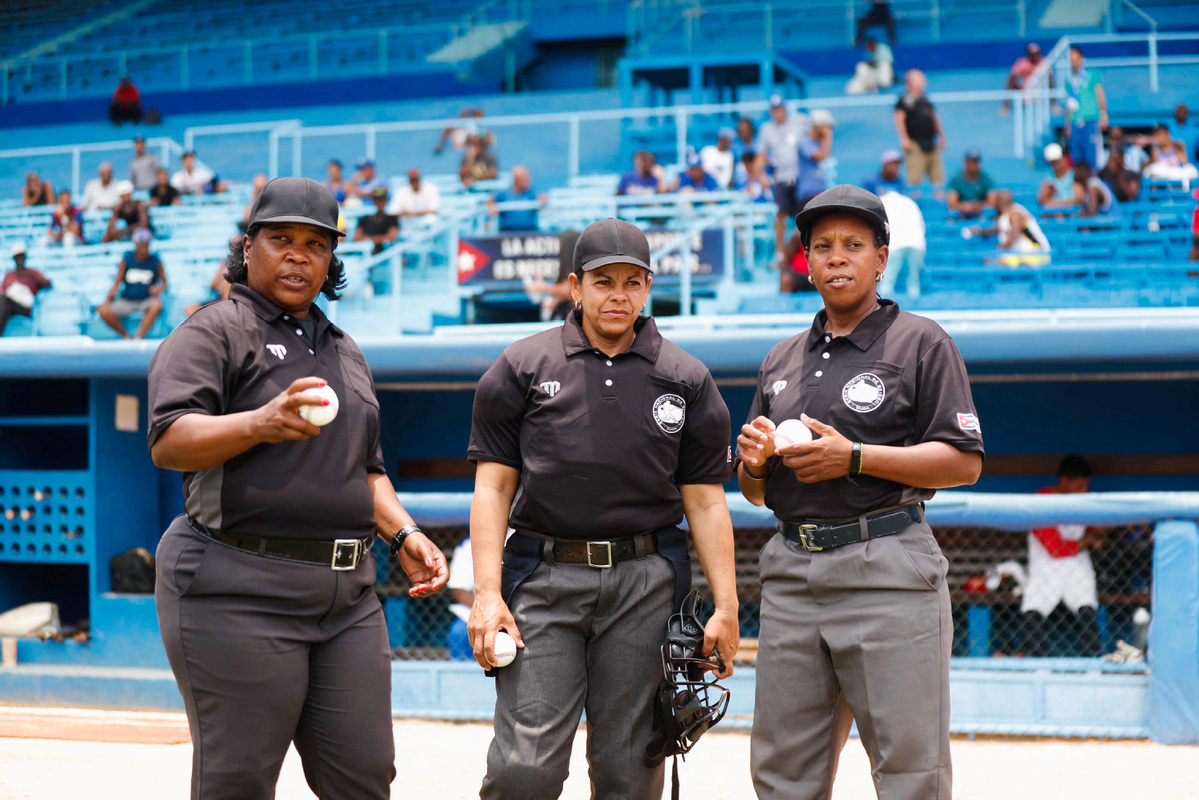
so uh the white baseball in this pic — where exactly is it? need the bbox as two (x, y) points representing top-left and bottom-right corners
(297, 384), (339, 427)
(492, 631), (517, 668)
(774, 418), (813, 449)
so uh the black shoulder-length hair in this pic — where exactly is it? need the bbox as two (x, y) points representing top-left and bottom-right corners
(224, 223), (347, 301)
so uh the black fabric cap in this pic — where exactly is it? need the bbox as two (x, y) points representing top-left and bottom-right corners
(794, 184), (890, 247)
(247, 177), (345, 238)
(573, 218), (652, 273)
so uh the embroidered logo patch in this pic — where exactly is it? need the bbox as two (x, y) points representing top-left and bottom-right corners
(653, 394), (686, 434)
(957, 413), (981, 432)
(266, 344), (287, 360)
(842, 373), (885, 413)
(772, 379), (788, 396)
(539, 380), (561, 398)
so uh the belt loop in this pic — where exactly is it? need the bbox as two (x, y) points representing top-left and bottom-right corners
(858, 515), (870, 542)
(634, 533), (648, 559)
(541, 539), (556, 565)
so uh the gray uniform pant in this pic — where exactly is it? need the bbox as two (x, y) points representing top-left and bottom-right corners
(155, 517), (396, 800)
(480, 552), (675, 800)
(751, 521), (952, 800)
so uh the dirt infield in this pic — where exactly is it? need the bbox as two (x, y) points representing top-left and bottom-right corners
(2, 710), (1198, 799)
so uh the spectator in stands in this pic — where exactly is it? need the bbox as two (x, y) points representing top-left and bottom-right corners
(445, 536), (474, 661)
(82, 162), (122, 211)
(22, 171), (54, 207)
(1021, 456), (1103, 658)
(1074, 162), (1115, 217)
(757, 93), (810, 271)
(488, 166), (545, 231)
(1168, 103), (1199, 162)
(700, 128), (736, 188)
(1191, 187), (1199, 262)
(1144, 123), (1199, 184)
(348, 157), (386, 202)
(0, 243), (52, 336)
(1100, 146), (1142, 203)
(795, 109), (835, 209)
(734, 151), (773, 203)
(846, 37), (894, 95)
(171, 151), (214, 196)
(946, 149), (997, 218)
(894, 70), (946, 190)
(970, 189), (1051, 266)
(878, 189), (926, 298)
(672, 150), (720, 194)
(390, 168), (441, 222)
(855, 1), (896, 46)
(241, 174), (269, 231)
(526, 229), (580, 321)
(102, 182), (150, 243)
(45, 190), (84, 247)
(1038, 143), (1083, 210)
(459, 136), (499, 189)
(1064, 46), (1107, 168)
(616, 150), (665, 196)
(779, 232), (811, 294)
(731, 117), (757, 161)
(1001, 42), (1055, 115)
(323, 159), (348, 205)
(1101, 126), (1150, 175)
(108, 76), (143, 126)
(354, 187), (400, 255)
(184, 236), (235, 317)
(149, 167), (181, 207)
(861, 149), (905, 196)
(129, 134), (159, 191)
(435, 108), (493, 155)
(97, 228), (166, 340)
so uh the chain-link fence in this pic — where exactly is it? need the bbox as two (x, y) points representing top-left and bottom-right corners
(375, 523), (1154, 662)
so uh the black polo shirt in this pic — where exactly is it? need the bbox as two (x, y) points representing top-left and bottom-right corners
(743, 300), (984, 522)
(468, 311), (732, 540)
(147, 283), (385, 541)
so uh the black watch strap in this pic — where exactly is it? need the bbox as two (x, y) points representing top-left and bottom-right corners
(390, 525), (421, 556)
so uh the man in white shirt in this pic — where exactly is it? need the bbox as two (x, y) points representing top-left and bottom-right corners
(170, 151), (215, 195)
(846, 37), (895, 94)
(700, 128), (736, 188)
(878, 189), (926, 298)
(388, 169), (441, 221)
(81, 162), (123, 211)
(446, 536), (473, 660)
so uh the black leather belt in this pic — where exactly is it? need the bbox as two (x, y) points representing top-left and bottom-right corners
(187, 517), (373, 570)
(781, 505), (923, 552)
(509, 530), (658, 568)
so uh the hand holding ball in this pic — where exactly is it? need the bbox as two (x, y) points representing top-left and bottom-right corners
(492, 631), (517, 668)
(297, 384), (339, 427)
(773, 418), (813, 450)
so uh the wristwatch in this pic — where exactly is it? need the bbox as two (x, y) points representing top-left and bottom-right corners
(390, 525), (422, 557)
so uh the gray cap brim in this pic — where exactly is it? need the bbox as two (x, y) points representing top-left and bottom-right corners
(252, 214), (345, 238)
(579, 253), (652, 273)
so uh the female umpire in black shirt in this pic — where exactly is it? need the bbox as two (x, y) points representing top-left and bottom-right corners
(737, 185), (984, 800)
(148, 177), (448, 800)
(468, 218), (740, 800)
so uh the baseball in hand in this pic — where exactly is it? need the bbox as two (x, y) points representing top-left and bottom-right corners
(774, 418), (813, 449)
(297, 384), (339, 427)
(492, 631), (517, 668)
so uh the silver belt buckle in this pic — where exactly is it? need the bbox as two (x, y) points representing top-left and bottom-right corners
(797, 524), (823, 552)
(331, 539), (361, 571)
(586, 541), (614, 568)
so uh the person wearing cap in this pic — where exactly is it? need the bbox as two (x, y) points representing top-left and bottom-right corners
(0, 243), (52, 336)
(671, 149), (721, 194)
(348, 157), (386, 203)
(946, 149), (998, 218)
(97, 228), (166, 339)
(468, 217), (740, 800)
(1002, 42), (1055, 115)
(149, 167), (181, 207)
(756, 94), (811, 278)
(459, 135), (500, 189)
(895, 70), (946, 189)
(148, 176), (449, 800)
(1038, 143), (1083, 210)
(736, 184), (983, 800)
(1064, 45), (1107, 168)
(354, 186), (400, 254)
(488, 165), (546, 231)
(102, 181), (151, 243)
(129, 135), (159, 191)
(82, 161), (122, 212)
(861, 150), (905, 197)
(700, 128), (737, 188)
(795, 110), (835, 210)
(171, 151), (214, 196)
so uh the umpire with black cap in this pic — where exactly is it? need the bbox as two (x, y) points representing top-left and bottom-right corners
(149, 177), (449, 799)
(468, 217), (740, 799)
(736, 185), (984, 800)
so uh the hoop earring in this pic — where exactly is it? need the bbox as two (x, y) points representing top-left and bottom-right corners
(641, 304), (647, 314)
(875, 274), (882, 282)
(574, 301), (582, 311)
(808, 275), (815, 284)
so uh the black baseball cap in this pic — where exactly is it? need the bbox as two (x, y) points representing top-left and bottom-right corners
(794, 184), (890, 247)
(574, 218), (652, 273)
(247, 177), (345, 238)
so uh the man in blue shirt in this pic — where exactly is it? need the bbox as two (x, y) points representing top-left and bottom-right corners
(862, 149), (906, 196)
(1168, 103), (1199, 163)
(616, 151), (664, 197)
(672, 150), (720, 193)
(488, 166), (545, 232)
(795, 109), (835, 208)
(97, 227), (166, 339)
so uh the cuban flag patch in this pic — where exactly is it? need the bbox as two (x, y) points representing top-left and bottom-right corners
(727, 446), (733, 463)
(957, 413), (981, 432)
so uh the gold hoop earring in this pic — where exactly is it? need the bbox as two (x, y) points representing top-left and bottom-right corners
(875, 274), (882, 283)
(808, 275), (815, 284)
(574, 301), (582, 311)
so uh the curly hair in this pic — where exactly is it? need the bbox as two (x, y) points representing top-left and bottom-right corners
(224, 223), (346, 301)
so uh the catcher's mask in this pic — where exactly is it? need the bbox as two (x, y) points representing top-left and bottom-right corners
(645, 590), (731, 771)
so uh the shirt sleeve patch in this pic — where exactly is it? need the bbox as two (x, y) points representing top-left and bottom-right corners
(957, 412), (981, 432)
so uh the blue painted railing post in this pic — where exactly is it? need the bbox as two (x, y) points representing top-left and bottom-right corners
(1148, 520), (1199, 744)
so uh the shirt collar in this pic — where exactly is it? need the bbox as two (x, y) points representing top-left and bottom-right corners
(231, 283), (339, 338)
(807, 299), (899, 352)
(562, 309), (661, 363)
